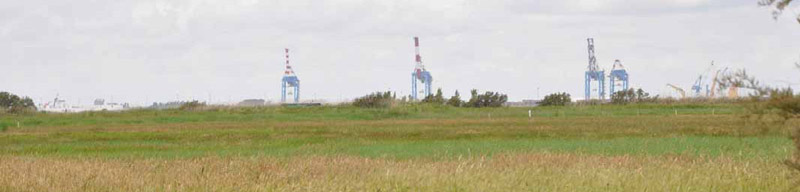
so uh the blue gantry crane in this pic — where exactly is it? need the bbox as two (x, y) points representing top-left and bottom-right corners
(691, 61), (714, 97)
(281, 48), (300, 103)
(585, 38), (606, 100)
(411, 37), (432, 100)
(608, 59), (629, 94)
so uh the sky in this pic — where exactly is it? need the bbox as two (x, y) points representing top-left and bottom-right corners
(1, 0), (799, 106)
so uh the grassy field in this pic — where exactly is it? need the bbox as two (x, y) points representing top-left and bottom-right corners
(0, 104), (796, 191)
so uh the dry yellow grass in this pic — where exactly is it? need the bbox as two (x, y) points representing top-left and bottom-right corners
(0, 105), (792, 191)
(0, 153), (789, 191)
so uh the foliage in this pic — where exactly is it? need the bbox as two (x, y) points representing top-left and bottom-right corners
(465, 89), (508, 108)
(447, 90), (463, 107)
(759, 0), (798, 23)
(178, 101), (206, 111)
(353, 91), (396, 108)
(0, 92), (36, 114)
(539, 92), (571, 106)
(422, 88), (446, 104)
(610, 88), (658, 105)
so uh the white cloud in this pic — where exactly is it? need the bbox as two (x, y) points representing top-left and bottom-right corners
(0, 0), (798, 105)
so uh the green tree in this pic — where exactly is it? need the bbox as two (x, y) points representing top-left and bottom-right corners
(539, 92), (571, 106)
(178, 100), (206, 111)
(447, 90), (463, 107)
(0, 92), (36, 114)
(468, 89), (479, 107)
(611, 88), (654, 105)
(353, 91), (396, 108)
(465, 89), (508, 108)
(422, 88), (446, 104)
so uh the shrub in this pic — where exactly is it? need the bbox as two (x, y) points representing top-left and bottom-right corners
(0, 92), (36, 114)
(610, 88), (657, 105)
(178, 101), (206, 111)
(422, 88), (446, 104)
(539, 92), (571, 106)
(447, 90), (463, 107)
(353, 91), (396, 108)
(465, 89), (508, 108)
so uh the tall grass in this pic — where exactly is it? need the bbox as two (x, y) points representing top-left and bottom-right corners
(0, 154), (789, 191)
(0, 103), (793, 191)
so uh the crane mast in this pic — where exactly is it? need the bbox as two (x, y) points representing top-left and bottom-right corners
(584, 38), (606, 100)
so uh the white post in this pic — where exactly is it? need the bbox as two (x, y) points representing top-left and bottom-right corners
(528, 110), (532, 120)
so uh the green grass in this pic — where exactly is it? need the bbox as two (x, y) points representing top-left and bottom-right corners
(0, 103), (794, 191)
(0, 103), (785, 159)
(0, 103), (745, 128)
(1, 135), (789, 160)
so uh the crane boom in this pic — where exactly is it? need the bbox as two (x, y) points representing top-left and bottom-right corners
(667, 84), (686, 99)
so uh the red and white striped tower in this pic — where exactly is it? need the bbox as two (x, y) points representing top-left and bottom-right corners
(411, 37), (432, 100)
(281, 48), (300, 103)
(414, 37), (424, 78)
(284, 48), (295, 76)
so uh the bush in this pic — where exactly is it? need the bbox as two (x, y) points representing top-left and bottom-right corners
(465, 89), (508, 108)
(539, 92), (571, 106)
(178, 101), (206, 111)
(610, 88), (657, 105)
(0, 92), (36, 114)
(447, 90), (463, 107)
(353, 91), (396, 108)
(422, 88), (446, 104)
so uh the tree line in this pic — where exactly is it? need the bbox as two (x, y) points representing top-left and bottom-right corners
(0, 92), (36, 114)
(353, 88), (507, 108)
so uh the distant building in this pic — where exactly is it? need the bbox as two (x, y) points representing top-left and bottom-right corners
(40, 97), (129, 113)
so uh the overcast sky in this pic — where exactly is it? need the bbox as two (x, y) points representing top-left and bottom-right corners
(2, 0), (799, 105)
